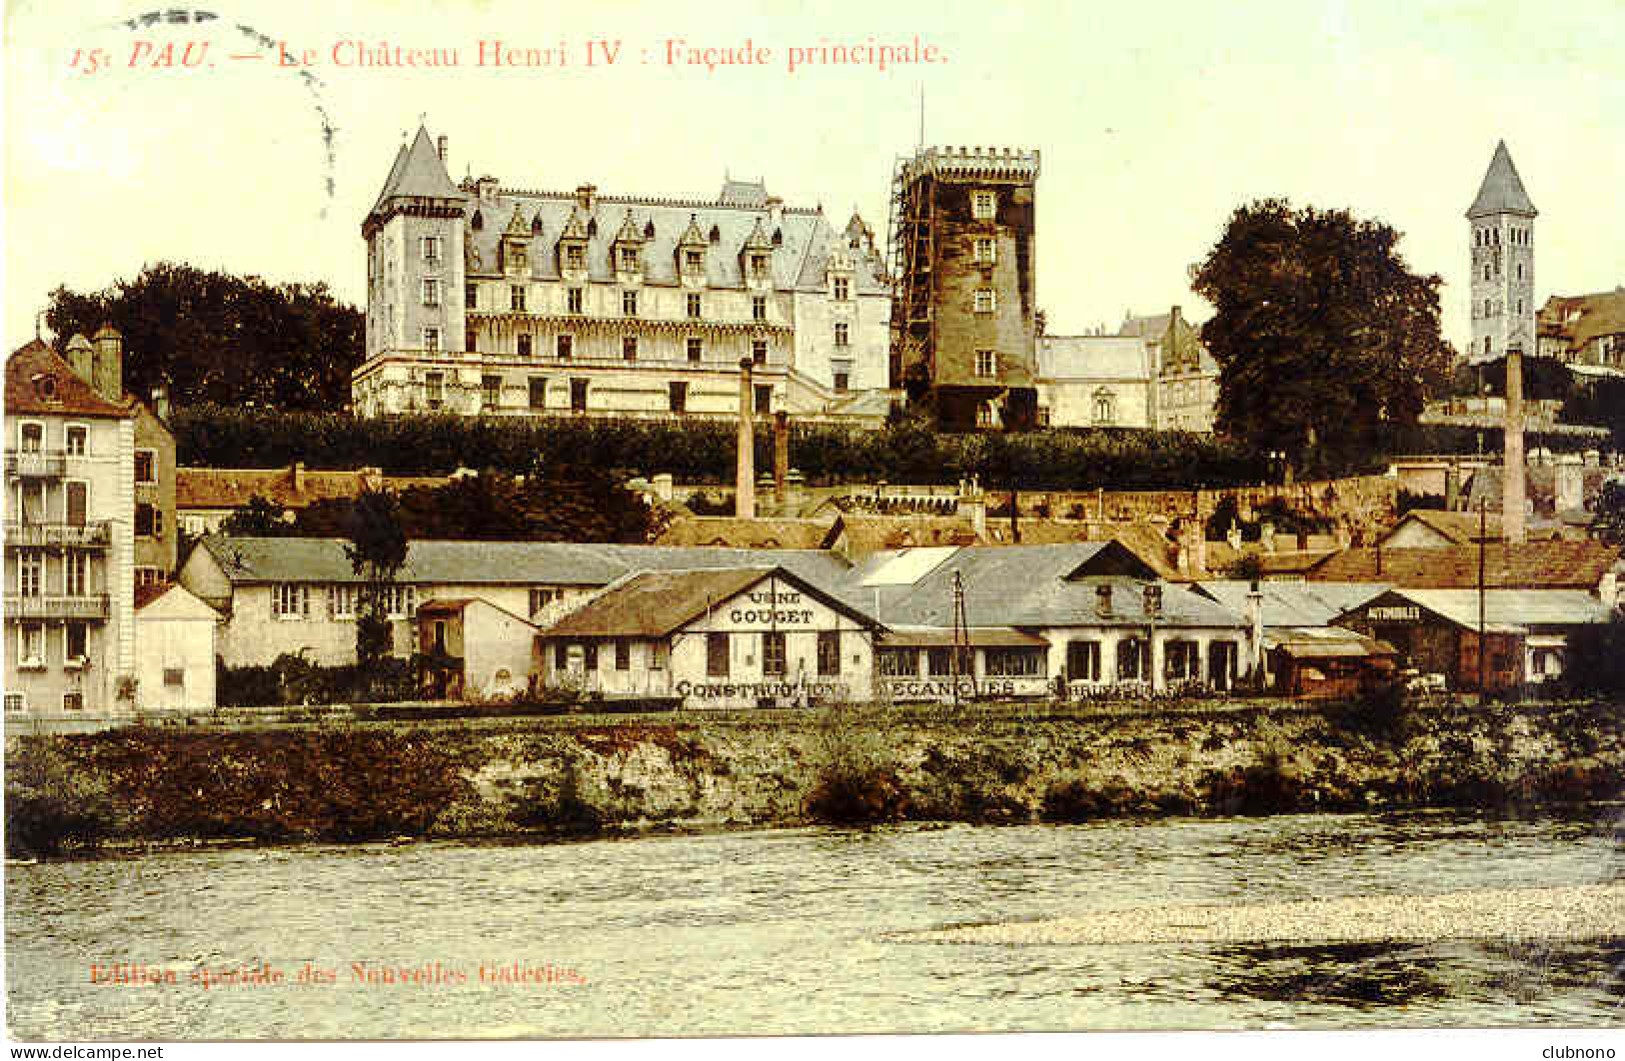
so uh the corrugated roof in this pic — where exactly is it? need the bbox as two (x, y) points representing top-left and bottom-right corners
(880, 626), (1048, 648)
(1467, 141), (1537, 218)
(545, 566), (874, 638)
(1308, 541), (1619, 589)
(5, 341), (132, 419)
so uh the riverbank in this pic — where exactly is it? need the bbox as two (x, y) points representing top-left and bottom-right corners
(6, 698), (1622, 858)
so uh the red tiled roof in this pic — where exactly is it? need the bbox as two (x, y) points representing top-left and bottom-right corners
(176, 466), (450, 509)
(5, 341), (131, 419)
(654, 516), (833, 550)
(1307, 540), (1619, 589)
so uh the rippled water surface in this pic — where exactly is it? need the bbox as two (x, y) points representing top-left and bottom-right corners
(7, 808), (1623, 1039)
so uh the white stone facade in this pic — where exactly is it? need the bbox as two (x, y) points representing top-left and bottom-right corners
(353, 128), (890, 422)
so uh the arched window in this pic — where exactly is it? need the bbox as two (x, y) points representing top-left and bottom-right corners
(1092, 388), (1116, 425)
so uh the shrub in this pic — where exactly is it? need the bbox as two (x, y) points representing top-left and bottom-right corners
(5, 742), (116, 857)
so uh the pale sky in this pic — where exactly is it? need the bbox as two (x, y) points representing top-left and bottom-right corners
(5, 0), (1623, 359)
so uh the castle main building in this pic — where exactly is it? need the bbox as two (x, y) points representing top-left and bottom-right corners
(352, 127), (891, 421)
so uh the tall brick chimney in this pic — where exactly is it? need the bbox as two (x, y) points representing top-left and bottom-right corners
(1503, 346), (1527, 543)
(736, 358), (755, 518)
(773, 410), (789, 508)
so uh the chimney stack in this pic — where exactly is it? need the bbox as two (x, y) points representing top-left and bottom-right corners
(1555, 454), (1583, 513)
(91, 325), (123, 402)
(735, 358), (755, 518)
(64, 333), (94, 385)
(1246, 583), (1265, 680)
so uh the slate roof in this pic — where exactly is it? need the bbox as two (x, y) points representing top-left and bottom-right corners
(1195, 580), (1390, 628)
(177, 466), (451, 509)
(1307, 541), (1620, 589)
(654, 516), (833, 550)
(460, 184), (885, 295)
(196, 536), (851, 587)
(1467, 141), (1537, 218)
(826, 543), (1238, 630)
(1036, 335), (1152, 381)
(371, 126), (465, 212)
(5, 341), (132, 419)
(1347, 588), (1611, 632)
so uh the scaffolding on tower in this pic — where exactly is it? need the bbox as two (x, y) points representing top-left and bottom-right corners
(885, 152), (937, 392)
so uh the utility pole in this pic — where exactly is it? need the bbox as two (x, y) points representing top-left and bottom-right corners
(951, 570), (969, 709)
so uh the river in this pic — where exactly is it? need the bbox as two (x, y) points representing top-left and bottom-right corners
(6, 807), (1623, 1039)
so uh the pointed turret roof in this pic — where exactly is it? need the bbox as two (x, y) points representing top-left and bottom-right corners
(1467, 141), (1537, 219)
(370, 126), (465, 212)
(504, 203), (529, 236)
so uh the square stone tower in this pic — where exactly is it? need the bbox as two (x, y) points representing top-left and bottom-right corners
(888, 146), (1041, 431)
(1467, 140), (1537, 545)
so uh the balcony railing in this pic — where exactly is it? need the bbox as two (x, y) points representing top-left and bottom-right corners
(4, 593), (110, 619)
(4, 521), (113, 549)
(4, 451), (67, 479)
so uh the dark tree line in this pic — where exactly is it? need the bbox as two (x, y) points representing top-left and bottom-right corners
(219, 468), (664, 546)
(45, 262), (362, 410)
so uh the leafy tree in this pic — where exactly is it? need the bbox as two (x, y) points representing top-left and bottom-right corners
(1191, 200), (1454, 477)
(217, 495), (298, 537)
(344, 489), (408, 673)
(1451, 355), (1574, 403)
(1562, 376), (1625, 442)
(1563, 611), (1625, 696)
(1591, 479), (1625, 547)
(45, 262), (363, 410)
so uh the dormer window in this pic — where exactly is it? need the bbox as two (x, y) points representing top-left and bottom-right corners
(643, 220), (656, 240)
(709, 224), (721, 243)
(618, 247), (639, 272)
(771, 228), (783, 248)
(833, 277), (850, 301)
(750, 253), (770, 280)
(471, 210), (484, 230)
(565, 245), (585, 270)
(685, 249), (703, 272)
